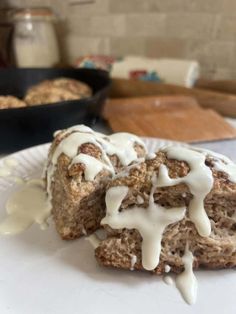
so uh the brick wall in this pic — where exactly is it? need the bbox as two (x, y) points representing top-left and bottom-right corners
(5, 0), (236, 79)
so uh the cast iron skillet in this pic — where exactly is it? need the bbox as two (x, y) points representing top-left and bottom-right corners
(0, 68), (110, 153)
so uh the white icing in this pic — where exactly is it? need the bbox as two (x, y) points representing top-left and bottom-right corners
(146, 153), (156, 160)
(102, 145), (236, 275)
(213, 161), (236, 183)
(191, 146), (236, 183)
(164, 264), (171, 273)
(163, 275), (174, 285)
(130, 254), (137, 271)
(0, 180), (51, 235)
(65, 124), (98, 135)
(102, 177), (186, 271)
(70, 153), (113, 181)
(54, 124), (95, 138)
(157, 146), (214, 237)
(46, 132), (112, 198)
(46, 125), (146, 199)
(105, 186), (129, 215)
(107, 133), (144, 166)
(176, 248), (198, 305)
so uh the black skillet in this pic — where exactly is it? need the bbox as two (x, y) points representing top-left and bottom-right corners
(0, 68), (110, 153)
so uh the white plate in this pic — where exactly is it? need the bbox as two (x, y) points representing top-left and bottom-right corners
(0, 140), (235, 314)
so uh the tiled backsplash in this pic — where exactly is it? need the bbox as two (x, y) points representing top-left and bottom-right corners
(4, 0), (236, 79)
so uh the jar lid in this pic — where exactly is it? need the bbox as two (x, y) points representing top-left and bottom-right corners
(12, 7), (56, 20)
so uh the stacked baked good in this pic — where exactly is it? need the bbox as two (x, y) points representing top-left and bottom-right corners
(97, 146), (236, 273)
(45, 125), (236, 276)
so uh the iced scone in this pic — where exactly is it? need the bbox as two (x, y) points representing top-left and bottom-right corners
(96, 146), (236, 274)
(44, 125), (146, 239)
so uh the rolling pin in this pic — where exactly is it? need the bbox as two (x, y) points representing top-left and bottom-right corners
(196, 79), (236, 95)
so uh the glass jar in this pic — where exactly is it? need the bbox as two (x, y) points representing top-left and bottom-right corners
(12, 7), (60, 67)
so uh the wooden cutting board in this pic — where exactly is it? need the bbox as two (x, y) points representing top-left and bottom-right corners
(104, 96), (236, 143)
(110, 78), (236, 117)
(103, 95), (200, 119)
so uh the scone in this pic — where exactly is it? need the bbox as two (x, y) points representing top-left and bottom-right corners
(0, 96), (26, 109)
(25, 78), (92, 106)
(24, 86), (80, 106)
(44, 125), (146, 239)
(96, 146), (236, 274)
(50, 78), (92, 98)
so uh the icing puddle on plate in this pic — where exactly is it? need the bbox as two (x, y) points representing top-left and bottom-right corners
(0, 157), (50, 235)
(0, 179), (51, 235)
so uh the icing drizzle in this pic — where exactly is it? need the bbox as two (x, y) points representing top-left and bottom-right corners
(157, 146), (214, 237)
(191, 146), (236, 183)
(102, 145), (236, 273)
(102, 176), (186, 271)
(0, 179), (51, 235)
(176, 247), (198, 305)
(46, 125), (145, 199)
(69, 154), (112, 181)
